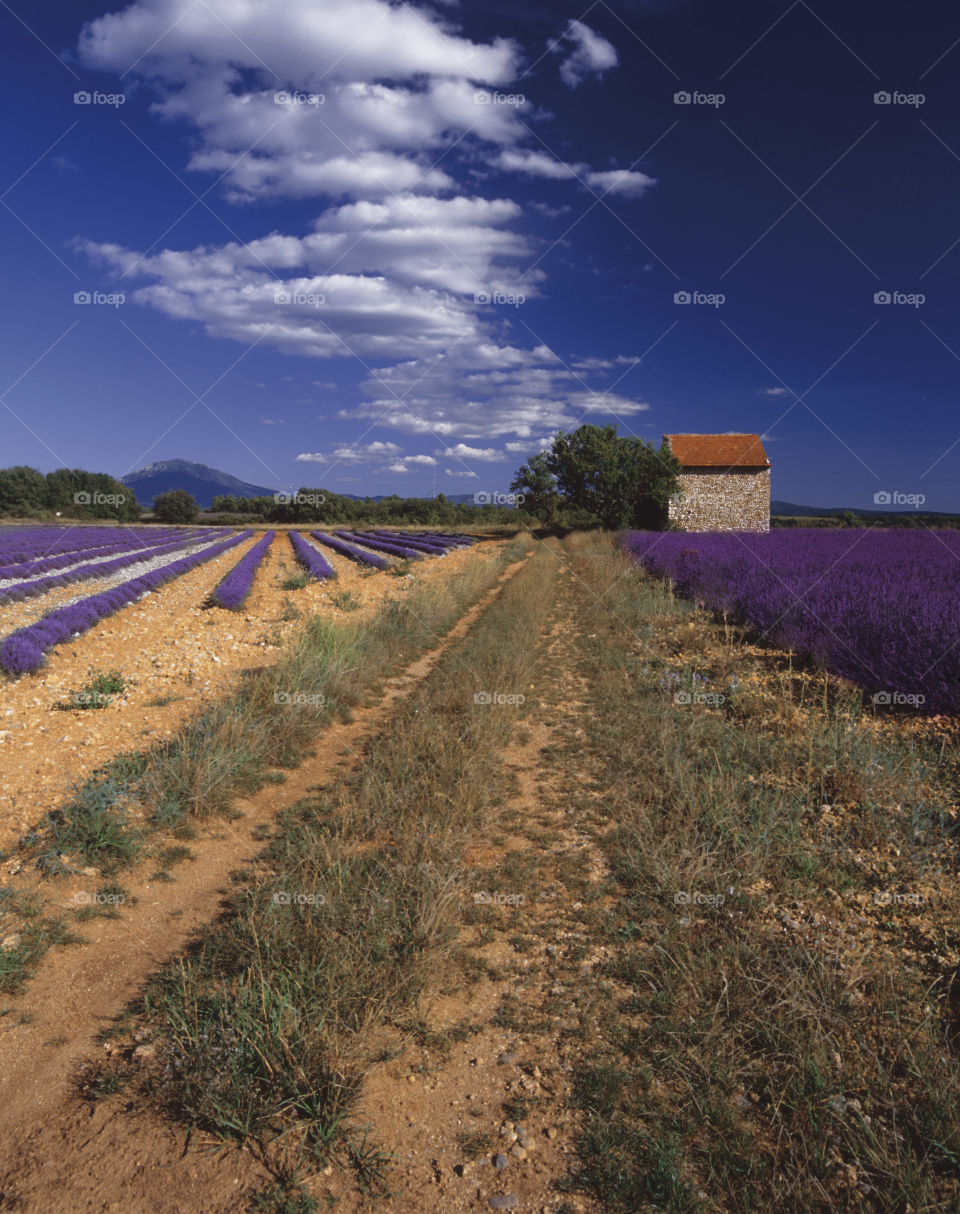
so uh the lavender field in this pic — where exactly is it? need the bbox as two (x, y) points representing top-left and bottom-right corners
(622, 529), (960, 713)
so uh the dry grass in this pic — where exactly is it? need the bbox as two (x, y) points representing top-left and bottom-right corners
(557, 532), (960, 1213)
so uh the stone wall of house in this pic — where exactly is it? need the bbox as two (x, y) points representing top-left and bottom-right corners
(667, 468), (770, 531)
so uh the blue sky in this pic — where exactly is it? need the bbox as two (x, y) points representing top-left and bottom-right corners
(0, 0), (957, 507)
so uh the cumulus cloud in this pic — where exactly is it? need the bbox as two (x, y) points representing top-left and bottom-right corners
(383, 454), (438, 472)
(436, 444), (506, 461)
(505, 437), (553, 453)
(444, 469), (478, 478)
(72, 0), (659, 460)
(497, 150), (655, 198)
(296, 440), (402, 463)
(554, 20), (619, 88)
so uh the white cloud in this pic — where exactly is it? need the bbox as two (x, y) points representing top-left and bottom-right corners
(586, 169), (657, 198)
(383, 453), (438, 472)
(436, 444), (506, 461)
(505, 438), (552, 453)
(260, 417), (284, 424)
(760, 387), (791, 396)
(497, 149), (582, 181)
(73, 0), (659, 448)
(497, 150), (655, 199)
(444, 469), (478, 478)
(555, 20), (619, 88)
(296, 440), (402, 464)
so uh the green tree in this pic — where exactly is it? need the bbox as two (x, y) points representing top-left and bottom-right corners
(529, 424), (681, 530)
(0, 465), (46, 515)
(153, 489), (199, 523)
(510, 451), (560, 523)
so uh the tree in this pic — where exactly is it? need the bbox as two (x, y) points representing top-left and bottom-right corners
(510, 452), (560, 523)
(0, 466), (46, 515)
(153, 489), (199, 523)
(513, 425), (681, 531)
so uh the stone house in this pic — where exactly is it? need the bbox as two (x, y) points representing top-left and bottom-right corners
(664, 433), (770, 531)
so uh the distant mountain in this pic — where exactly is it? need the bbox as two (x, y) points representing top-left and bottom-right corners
(122, 460), (279, 509)
(773, 499), (960, 518)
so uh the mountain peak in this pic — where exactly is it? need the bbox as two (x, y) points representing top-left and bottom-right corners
(122, 459), (279, 508)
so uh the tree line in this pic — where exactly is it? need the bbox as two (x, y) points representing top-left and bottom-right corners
(0, 465), (140, 521)
(0, 426), (686, 530)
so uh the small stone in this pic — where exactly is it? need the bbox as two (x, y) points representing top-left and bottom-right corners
(489, 1196), (518, 1210)
(494, 1153), (509, 1171)
(82, 867), (99, 878)
(0, 934), (21, 951)
(132, 1044), (156, 1062)
(829, 1095), (847, 1115)
(509, 1145), (527, 1161)
(498, 1052), (518, 1065)
(521, 1139), (536, 1153)
(546, 1127), (558, 1139)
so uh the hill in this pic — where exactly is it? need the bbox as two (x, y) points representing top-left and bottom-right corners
(122, 460), (279, 509)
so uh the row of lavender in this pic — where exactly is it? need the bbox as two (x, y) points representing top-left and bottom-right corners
(0, 530), (230, 605)
(0, 527), (476, 674)
(621, 529), (960, 713)
(0, 526), (167, 565)
(0, 528), (203, 581)
(1, 532), (252, 675)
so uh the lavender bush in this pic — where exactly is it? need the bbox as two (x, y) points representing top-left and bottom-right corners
(289, 531), (336, 581)
(355, 530), (448, 556)
(0, 531), (251, 675)
(621, 528), (960, 713)
(0, 530), (230, 606)
(334, 531), (426, 561)
(209, 531), (275, 610)
(310, 532), (389, 570)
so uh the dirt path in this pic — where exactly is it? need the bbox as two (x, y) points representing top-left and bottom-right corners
(319, 575), (612, 1213)
(0, 555), (530, 1214)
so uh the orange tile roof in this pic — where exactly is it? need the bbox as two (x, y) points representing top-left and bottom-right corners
(664, 433), (770, 469)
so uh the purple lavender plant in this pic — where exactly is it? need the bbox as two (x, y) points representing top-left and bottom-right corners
(310, 532), (389, 570)
(209, 531), (275, 609)
(289, 531), (336, 581)
(620, 528), (960, 714)
(0, 531), (251, 676)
